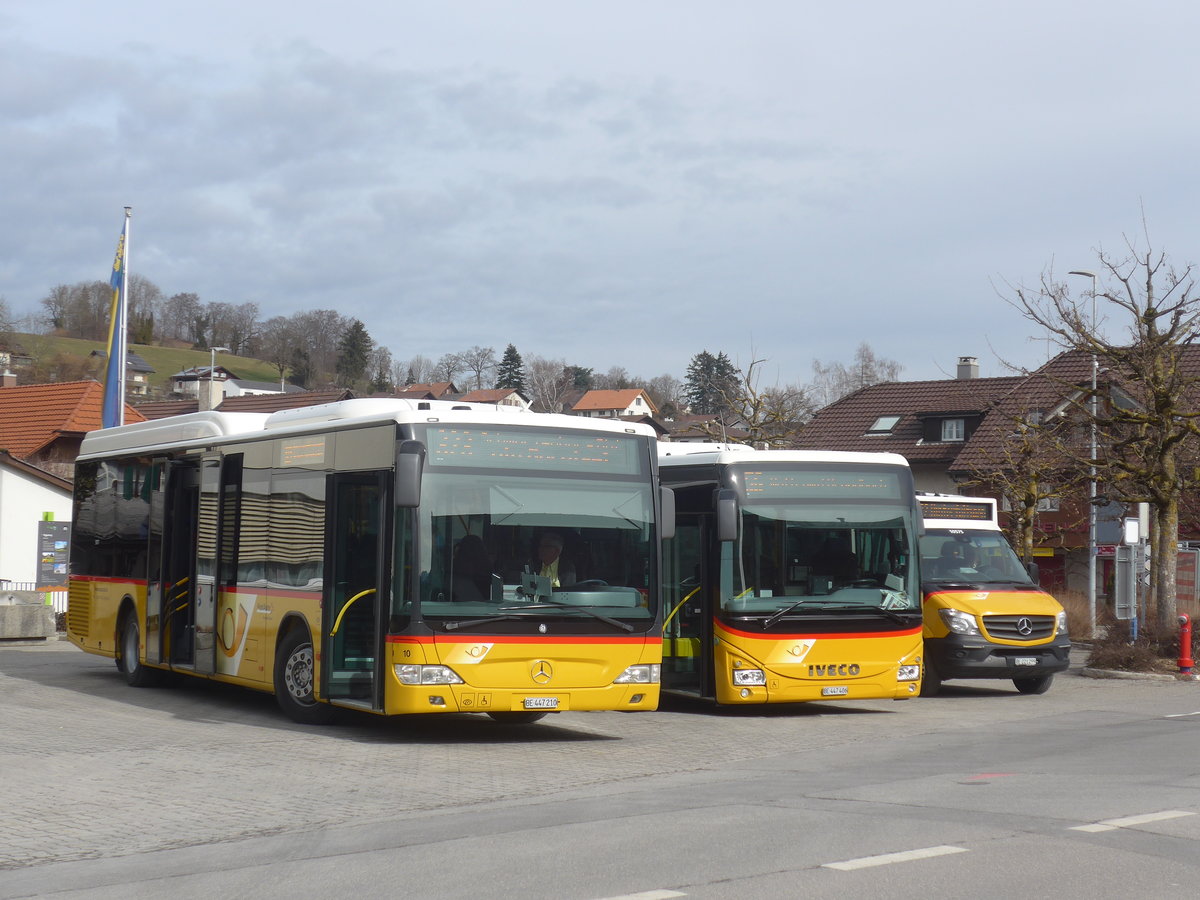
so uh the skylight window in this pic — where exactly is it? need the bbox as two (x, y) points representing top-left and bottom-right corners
(867, 415), (901, 434)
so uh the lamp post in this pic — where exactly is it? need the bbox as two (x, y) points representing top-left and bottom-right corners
(209, 346), (230, 402)
(1068, 270), (1098, 639)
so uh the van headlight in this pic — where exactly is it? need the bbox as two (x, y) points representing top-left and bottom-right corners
(614, 664), (660, 684)
(938, 608), (980, 636)
(1055, 610), (1068, 636)
(394, 664), (464, 685)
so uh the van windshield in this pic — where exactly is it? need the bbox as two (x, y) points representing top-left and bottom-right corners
(919, 528), (1036, 586)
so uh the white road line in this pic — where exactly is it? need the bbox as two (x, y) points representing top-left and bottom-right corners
(823, 845), (969, 871)
(596, 892), (687, 900)
(1071, 810), (1196, 833)
(1164, 711), (1200, 718)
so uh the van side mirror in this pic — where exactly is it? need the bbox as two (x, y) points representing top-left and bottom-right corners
(1025, 560), (1040, 583)
(395, 440), (425, 508)
(715, 488), (739, 542)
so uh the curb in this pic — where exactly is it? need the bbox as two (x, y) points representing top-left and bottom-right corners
(1079, 666), (1186, 682)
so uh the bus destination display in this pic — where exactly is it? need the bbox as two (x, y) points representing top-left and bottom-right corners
(741, 467), (903, 500)
(427, 427), (642, 474)
(920, 500), (994, 522)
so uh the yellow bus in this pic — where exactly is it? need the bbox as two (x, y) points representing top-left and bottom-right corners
(658, 445), (923, 704)
(68, 399), (669, 723)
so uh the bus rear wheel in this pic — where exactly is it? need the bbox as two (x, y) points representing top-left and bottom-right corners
(118, 614), (161, 687)
(1013, 674), (1054, 695)
(487, 711), (549, 724)
(274, 630), (335, 725)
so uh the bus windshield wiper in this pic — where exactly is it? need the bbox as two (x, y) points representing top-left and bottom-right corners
(502, 600), (635, 632)
(443, 612), (528, 630)
(764, 599), (826, 629)
(831, 604), (916, 626)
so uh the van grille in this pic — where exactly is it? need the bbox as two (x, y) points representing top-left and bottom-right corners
(982, 614), (1055, 641)
(67, 582), (91, 639)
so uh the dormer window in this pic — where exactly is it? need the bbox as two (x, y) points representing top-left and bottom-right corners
(941, 418), (965, 441)
(867, 415), (901, 434)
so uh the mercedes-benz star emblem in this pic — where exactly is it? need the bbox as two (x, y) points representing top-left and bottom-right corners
(1016, 617), (1034, 636)
(531, 660), (553, 684)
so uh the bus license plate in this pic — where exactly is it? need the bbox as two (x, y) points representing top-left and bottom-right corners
(524, 697), (558, 709)
(821, 686), (849, 697)
(1014, 657), (1038, 666)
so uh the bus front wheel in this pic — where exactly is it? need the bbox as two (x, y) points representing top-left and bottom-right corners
(117, 614), (161, 687)
(919, 661), (942, 697)
(274, 630), (335, 725)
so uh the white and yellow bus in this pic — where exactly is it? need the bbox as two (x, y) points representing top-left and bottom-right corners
(917, 492), (1070, 695)
(658, 445), (923, 704)
(68, 399), (670, 723)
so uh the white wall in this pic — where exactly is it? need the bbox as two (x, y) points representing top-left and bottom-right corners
(0, 468), (72, 585)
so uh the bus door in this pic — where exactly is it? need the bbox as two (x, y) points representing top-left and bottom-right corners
(663, 515), (714, 698)
(159, 459), (200, 667)
(322, 471), (389, 709)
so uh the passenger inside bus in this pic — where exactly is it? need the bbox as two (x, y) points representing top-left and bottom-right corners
(533, 532), (577, 587)
(931, 540), (974, 577)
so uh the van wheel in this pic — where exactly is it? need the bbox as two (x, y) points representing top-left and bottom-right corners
(274, 630), (335, 724)
(919, 660), (942, 697)
(118, 614), (161, 687)
(487, 711), (548, 724)
(1013, 674), (1053, 695)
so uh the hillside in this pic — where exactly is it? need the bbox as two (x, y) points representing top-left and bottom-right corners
(10, 333), (285, 394)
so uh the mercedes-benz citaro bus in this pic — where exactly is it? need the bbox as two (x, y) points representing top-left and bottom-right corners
(918, 492), (1070, 695)
(67, 399), (672, 724)
(657, 444), (924, 705)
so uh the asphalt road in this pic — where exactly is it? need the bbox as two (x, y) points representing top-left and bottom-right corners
(3, 640), (1199, 899)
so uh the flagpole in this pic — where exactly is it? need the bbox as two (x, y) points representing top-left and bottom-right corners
(119, 206), (130, 425)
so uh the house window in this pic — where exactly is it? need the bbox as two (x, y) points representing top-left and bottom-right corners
(867, 415), (901, 434)
(941, 418), (965, 441)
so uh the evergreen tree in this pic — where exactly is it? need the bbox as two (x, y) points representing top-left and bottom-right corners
(684, 350), (739, 415)
(495, 343), (527, 393)
(335, 318), (373, 387)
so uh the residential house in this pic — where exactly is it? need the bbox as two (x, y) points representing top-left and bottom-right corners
(571, 389), (659, 419)
(457, 388), (531, 410)
(0, 451), (72, 588)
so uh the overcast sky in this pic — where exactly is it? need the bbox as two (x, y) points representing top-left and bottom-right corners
(4, 1), (1199, 388)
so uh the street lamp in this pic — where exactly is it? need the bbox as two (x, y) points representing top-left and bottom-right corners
(209, 346), (230, 397)
(1069, 270), (1098, 639)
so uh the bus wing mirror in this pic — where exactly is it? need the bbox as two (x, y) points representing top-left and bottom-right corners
(715, 488), (739, 542)
(395, 440), (425, 508)
(660, 486), (676, 540)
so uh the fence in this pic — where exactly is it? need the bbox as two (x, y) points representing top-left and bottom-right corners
(0, 582), (68, 616)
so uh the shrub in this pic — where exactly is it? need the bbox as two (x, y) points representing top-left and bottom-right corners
(1086, 618), (1184, 673)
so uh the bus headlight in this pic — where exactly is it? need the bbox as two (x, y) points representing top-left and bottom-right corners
(938, 608), (980, 636)
(394, 664), (464, 685)
(896, 665), (921, 681)
(731, 668), (766, 686)
(614, 664), (660, 684)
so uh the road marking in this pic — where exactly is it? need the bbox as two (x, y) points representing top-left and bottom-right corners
(824, 845), (968, 871)
(1071, 810), (1196, 833)
(596, 892), (686, 900)
(1164, 711), (1200, 718)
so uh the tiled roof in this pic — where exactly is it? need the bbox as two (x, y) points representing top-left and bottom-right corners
(0, 381), (146, 458)
(218, 389), (354, 414)
(404, 382), (457, 398)
(572, 389), (658, 414)
(793, 375), (1024, 463)
(134, 399), (199, 420)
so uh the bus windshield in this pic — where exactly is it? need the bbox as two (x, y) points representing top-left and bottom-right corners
(919, 528), (1036, 587)
(411, 469), (657, 624)
(722, 502), (919, 614)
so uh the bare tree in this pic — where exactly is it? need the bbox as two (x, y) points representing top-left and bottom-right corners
(525, 355), (576, 413)
(645, 373), (684, 418)
(434, 352), (464, 384)
(811, 342), (903, 407)
(458, 345), (497, 390)
(1010, 236), (1200, 624)
(694, 354), (815, 446)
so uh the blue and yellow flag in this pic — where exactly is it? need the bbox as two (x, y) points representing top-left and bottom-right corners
(101, 209), (130, 428)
